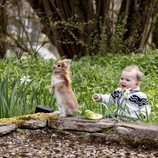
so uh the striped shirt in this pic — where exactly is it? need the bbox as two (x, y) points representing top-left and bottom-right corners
(98, 88), (151, 118)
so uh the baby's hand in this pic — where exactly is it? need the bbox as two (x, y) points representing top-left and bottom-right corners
(92, 94), (102, 102)
(123, 88), (131, 92)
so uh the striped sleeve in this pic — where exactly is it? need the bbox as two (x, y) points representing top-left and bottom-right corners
(128, 93), (148, 106)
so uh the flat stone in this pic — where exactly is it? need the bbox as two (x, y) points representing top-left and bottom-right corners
(19, 119), (47, 129)
(116, 126), (133, 135)
(48, 116), (158, 148)
(0, 123), (17, 136)
(48, 116), (116, 132)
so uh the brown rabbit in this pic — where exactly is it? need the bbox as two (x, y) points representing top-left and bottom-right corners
(50, 59), (78, 117)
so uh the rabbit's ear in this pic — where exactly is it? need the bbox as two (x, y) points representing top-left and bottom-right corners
(63, 59), (71, 65)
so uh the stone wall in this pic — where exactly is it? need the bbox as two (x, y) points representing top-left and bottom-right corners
(1, 113), (158, 149)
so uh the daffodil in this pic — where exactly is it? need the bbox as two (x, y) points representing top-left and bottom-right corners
(20, 75), (31, 85)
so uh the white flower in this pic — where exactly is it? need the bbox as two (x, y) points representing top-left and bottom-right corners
(20, 75), (31, 85)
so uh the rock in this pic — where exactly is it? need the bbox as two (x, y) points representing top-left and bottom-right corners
(116, 126), (133, 135)
(0, 123), (17, 136)
(48, 116), (158, 149)
(19, 119), (47, 129)
(116, 121), (158, 140)
(35, 45), (57, 60)
(48, 116), (115, 132)
(1, 115), (158, 149)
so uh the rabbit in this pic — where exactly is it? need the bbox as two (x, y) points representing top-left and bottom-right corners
(50, 59), (78, 117)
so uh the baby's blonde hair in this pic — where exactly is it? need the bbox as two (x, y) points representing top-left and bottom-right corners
(123, 65), (144, 81)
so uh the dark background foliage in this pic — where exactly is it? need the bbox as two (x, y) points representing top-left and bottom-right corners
(0, 0), (158, 58)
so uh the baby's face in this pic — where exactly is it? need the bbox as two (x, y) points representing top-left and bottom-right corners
(119, 70), (139, 90)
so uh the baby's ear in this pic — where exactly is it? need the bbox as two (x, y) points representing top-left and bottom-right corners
(63, 59), (71, 66)
(136, 81), (141, 86)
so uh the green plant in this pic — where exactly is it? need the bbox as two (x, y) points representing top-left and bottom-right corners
(0, 78), (30, 118)
(0, 49), (158, 123)
(0, 76), (56, 118)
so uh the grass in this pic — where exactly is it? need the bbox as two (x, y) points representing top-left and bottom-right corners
(0, 49), (158, 123)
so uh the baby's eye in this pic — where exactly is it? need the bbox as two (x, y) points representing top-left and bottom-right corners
(57, 64), (61, 67)
(126, 79), (130, 82)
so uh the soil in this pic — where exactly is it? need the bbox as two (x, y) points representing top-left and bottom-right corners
(0, 128), (158, 158)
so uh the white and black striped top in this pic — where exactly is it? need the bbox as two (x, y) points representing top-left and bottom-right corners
(97, 88), (151, 118)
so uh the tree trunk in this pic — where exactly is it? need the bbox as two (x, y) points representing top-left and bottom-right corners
(118, 0), (158, 51)
(27, 0), (158, 58)
(152, 3), (158, 48)
(27, 0), (96, 58)
(0, 0), (7, 58)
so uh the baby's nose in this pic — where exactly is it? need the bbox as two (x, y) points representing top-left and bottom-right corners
(121, 80), (126, 84)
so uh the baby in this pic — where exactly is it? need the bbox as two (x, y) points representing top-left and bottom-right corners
(92, 65), (151, 119)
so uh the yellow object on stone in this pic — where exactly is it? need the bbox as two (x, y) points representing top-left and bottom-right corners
(85, 110), (103, 120)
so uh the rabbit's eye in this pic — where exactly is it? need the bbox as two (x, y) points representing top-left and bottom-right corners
(57, 64), (61, 67)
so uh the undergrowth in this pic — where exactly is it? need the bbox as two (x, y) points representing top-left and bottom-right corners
(0, 49), (158, 123)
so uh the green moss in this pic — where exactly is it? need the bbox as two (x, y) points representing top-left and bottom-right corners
(0, 113), (59, 125)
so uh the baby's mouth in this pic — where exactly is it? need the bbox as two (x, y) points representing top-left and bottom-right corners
(121, 85), (126, 88)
